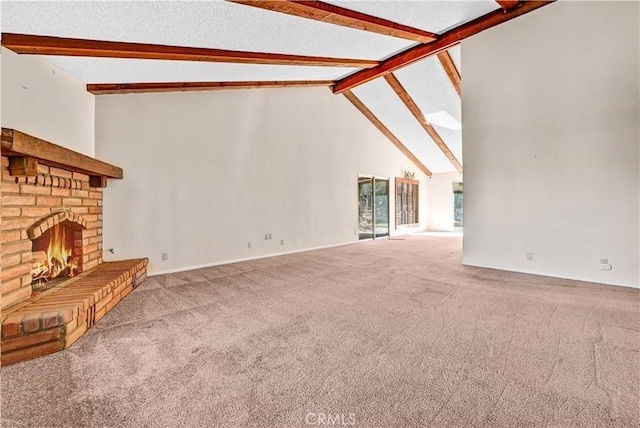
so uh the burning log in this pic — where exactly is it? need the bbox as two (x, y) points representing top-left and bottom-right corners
(31, 224), (79, 282)
(50, 256), (63, 277)
(31, 265), (50, 281)
(31, 251), (50, 281)
(50, 256), (79, 279)
(53, 269), (68, 279)
(66, 256), (79, 277)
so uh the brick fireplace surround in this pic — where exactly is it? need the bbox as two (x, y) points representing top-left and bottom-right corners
(1, 129), (148, 365)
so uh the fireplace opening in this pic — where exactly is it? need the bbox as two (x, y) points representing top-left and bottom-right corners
(31, 220), (82, 290)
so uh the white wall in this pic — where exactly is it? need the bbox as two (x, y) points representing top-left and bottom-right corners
(95, 87), (429, 274)
(427, 172), (463, 232)
(0, 48), (95, 155)
(462, 1), (639, 287)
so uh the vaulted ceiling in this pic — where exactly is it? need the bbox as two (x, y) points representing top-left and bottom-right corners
(1, 1), (553, 175)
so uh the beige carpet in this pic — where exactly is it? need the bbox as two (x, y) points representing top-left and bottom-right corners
(1, 236), (639, 427)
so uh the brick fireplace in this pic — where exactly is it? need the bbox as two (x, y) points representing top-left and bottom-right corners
(1, 162), (105, 307)
(1, 128), (148, 365)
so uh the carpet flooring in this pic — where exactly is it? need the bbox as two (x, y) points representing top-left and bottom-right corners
(1, 236), (639, 428)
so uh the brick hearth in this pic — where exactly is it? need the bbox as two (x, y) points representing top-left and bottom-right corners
(1, 259), (148, 365)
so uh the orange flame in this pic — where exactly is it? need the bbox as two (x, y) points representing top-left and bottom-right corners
(46, 223), (74, 278)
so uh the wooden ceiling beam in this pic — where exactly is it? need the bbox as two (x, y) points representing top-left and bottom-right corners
(87, 80), (334, 95)
(332, 1), (554, 93)
(1, 33), (378, 68)
(228, 0), (437, 43)
(495, 1), (522, 11)
(383, 73), (462, 173)
(342, 90), (432, 177)
(436, 50), (461, 97)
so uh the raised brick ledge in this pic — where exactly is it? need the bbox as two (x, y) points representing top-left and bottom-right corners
(1, 258), (148, 366)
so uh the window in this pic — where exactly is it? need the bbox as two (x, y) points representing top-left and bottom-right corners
(453, 182), (463, 227)
(395, 178), (419, 227)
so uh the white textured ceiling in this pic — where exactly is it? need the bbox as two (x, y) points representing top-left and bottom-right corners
(0, 0), (485, 174)
(1, 1), (412, 58)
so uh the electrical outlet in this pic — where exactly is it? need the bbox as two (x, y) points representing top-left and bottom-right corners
(280, 239), (284, 245)
(526, 252), (533, 261)
(268, 233), (272, 240)
(248, 242), (252, 249)
(162, 252), (168, 261)
(597, 258), (612, 271)
(265, 234), (269, 240)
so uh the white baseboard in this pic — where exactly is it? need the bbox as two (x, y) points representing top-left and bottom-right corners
(148, 240), (358, 277)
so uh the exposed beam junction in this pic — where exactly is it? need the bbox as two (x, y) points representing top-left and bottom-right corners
(333, 1), (554, 93)
(436, 50), (461, 97)
(495, 1), (522, 11)
(342, 90), (432, 177)
(383, 73), (462, 173)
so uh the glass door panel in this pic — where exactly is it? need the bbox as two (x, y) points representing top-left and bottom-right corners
(374, 179), (389, 238)
(358, 178), (374, 240)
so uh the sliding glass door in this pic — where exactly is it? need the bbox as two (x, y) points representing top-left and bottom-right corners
(359, 176), (389, 240)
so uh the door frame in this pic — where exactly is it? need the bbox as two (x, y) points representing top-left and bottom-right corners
(358, 175), (390, 240)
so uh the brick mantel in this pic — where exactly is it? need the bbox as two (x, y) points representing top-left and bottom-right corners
(1, 128), (123, 180)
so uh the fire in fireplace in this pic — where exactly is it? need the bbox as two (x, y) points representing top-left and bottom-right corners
(31, 221), (80, 287)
